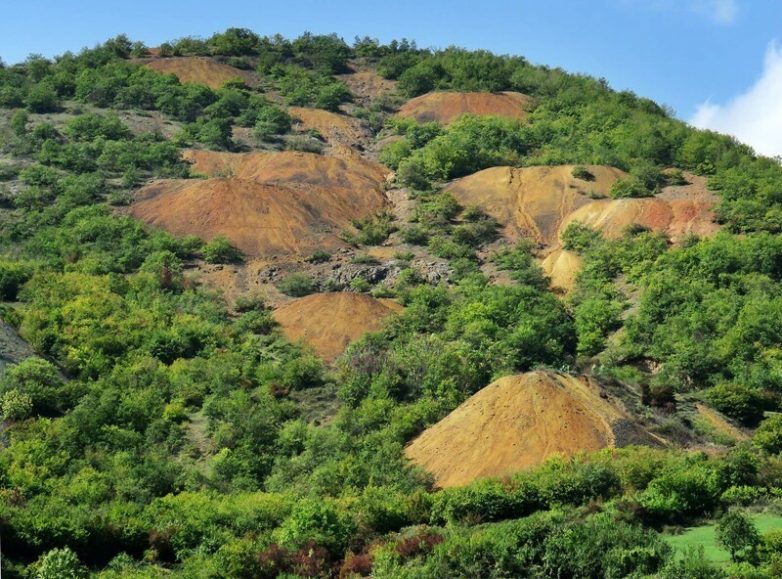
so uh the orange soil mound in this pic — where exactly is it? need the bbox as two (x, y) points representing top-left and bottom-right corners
(273, 292), (403, 361)
(131, 151), (388, 257)
(448, 165), (625, 245)
(143, 57), (253, 89)
(405, 371), (631, 487)
(540, 248), (583, 293)
(397, 91), (532, 125)
(560, 173), (719, 243)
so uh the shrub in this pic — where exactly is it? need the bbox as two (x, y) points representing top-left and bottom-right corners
(34, 547), (86, 579)
(252, 107), (292, 141)
(753, 414), (782, 454)
(561, 223), (601, 253)
(1, 389), (33, 420)
(0, 357), (68, 416)
(202, 236), (243, 264)
(344, 213), (397, 246)
(275, 499), (356, 555)
(0, 261), (32, 300)
(306, 249), (331, 264)
(276, 273), (318, 297)
(610, 175), (650, 198)
(25, 82), (60, 113)
(705, 384), (767, 426)
(572, 166), (595, 181)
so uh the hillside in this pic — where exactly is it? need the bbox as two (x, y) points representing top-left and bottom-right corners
(0, 29), (781, 578)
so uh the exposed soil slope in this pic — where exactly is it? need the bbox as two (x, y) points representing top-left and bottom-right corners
(273, 292), (403, 361)
(448, 165), (624, 245)
(288, 107), (381, 163)
(131, 150), (388, 257)
(561, 177), (719, 243)
(405, 371), (649, 487)
(143, 57), (255, 89)
(540, 248), (583, 293)
(397, 91), (532, 125)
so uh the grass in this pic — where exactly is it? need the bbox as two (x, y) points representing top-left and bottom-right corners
(664, 513), (782, 564)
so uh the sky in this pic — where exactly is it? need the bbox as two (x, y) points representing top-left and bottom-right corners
(1, 0), (781, 156)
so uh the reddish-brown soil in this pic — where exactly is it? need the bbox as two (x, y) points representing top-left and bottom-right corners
(143, 57), (255, 89)
(273, 292), (403, 361)
(405, 371), (632, 487)
(131, 150), (389, 258)
(397, 91), (532, 125)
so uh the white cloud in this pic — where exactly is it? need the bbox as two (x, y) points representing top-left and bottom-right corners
(691, 42), (782, 158)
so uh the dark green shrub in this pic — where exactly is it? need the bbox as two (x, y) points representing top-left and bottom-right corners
(705, 384), (767, 426)
(572, 166), (595, 181)
(276, 273), (318, 297)
(202, 236), (243, 264)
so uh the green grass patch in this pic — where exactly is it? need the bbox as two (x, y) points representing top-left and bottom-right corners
(664, 513), (782, 564)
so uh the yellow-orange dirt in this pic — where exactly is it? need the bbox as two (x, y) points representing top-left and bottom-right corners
(131, 150), (389, 258)
(540, 248), (583, 293)
(448, 165), (625, 245)
(405, 371), (633, 487)
(143, 57), (254, 89)
(287, 107), (383, 164)
(273, 292), (403, 361)
(397, 91), (532, 125)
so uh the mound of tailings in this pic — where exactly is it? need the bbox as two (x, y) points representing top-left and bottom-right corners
(540, 247), (583, 293)
(273, 292), (403, 361)
(405, 371), (649, 487)
(143, 57), (254, 89)
(131, 151), (388, 258)
(560, 175), (719, 243)
(448, 165), (625, 245)
(397, 91), (532, 125)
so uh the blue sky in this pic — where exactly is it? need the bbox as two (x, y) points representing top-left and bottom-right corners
(1, 1), (781, 154)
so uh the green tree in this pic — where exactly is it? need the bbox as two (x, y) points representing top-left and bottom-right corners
(753, 414), (782, 454)
(716, 510), (760, 562)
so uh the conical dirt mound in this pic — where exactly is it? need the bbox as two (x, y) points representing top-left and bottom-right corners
(405, 371), (643, 487)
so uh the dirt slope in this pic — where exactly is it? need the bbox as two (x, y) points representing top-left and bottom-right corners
(397, 91), (532, 125)
(541, 248), (583, 293)
(143, 57), (255, 89)
(405, 371), (644, 487)
(273, 292), (403, 361)
(131, 150), (389, 257)
(448, 165), (625, 245)
(288, 107), (382, 163)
